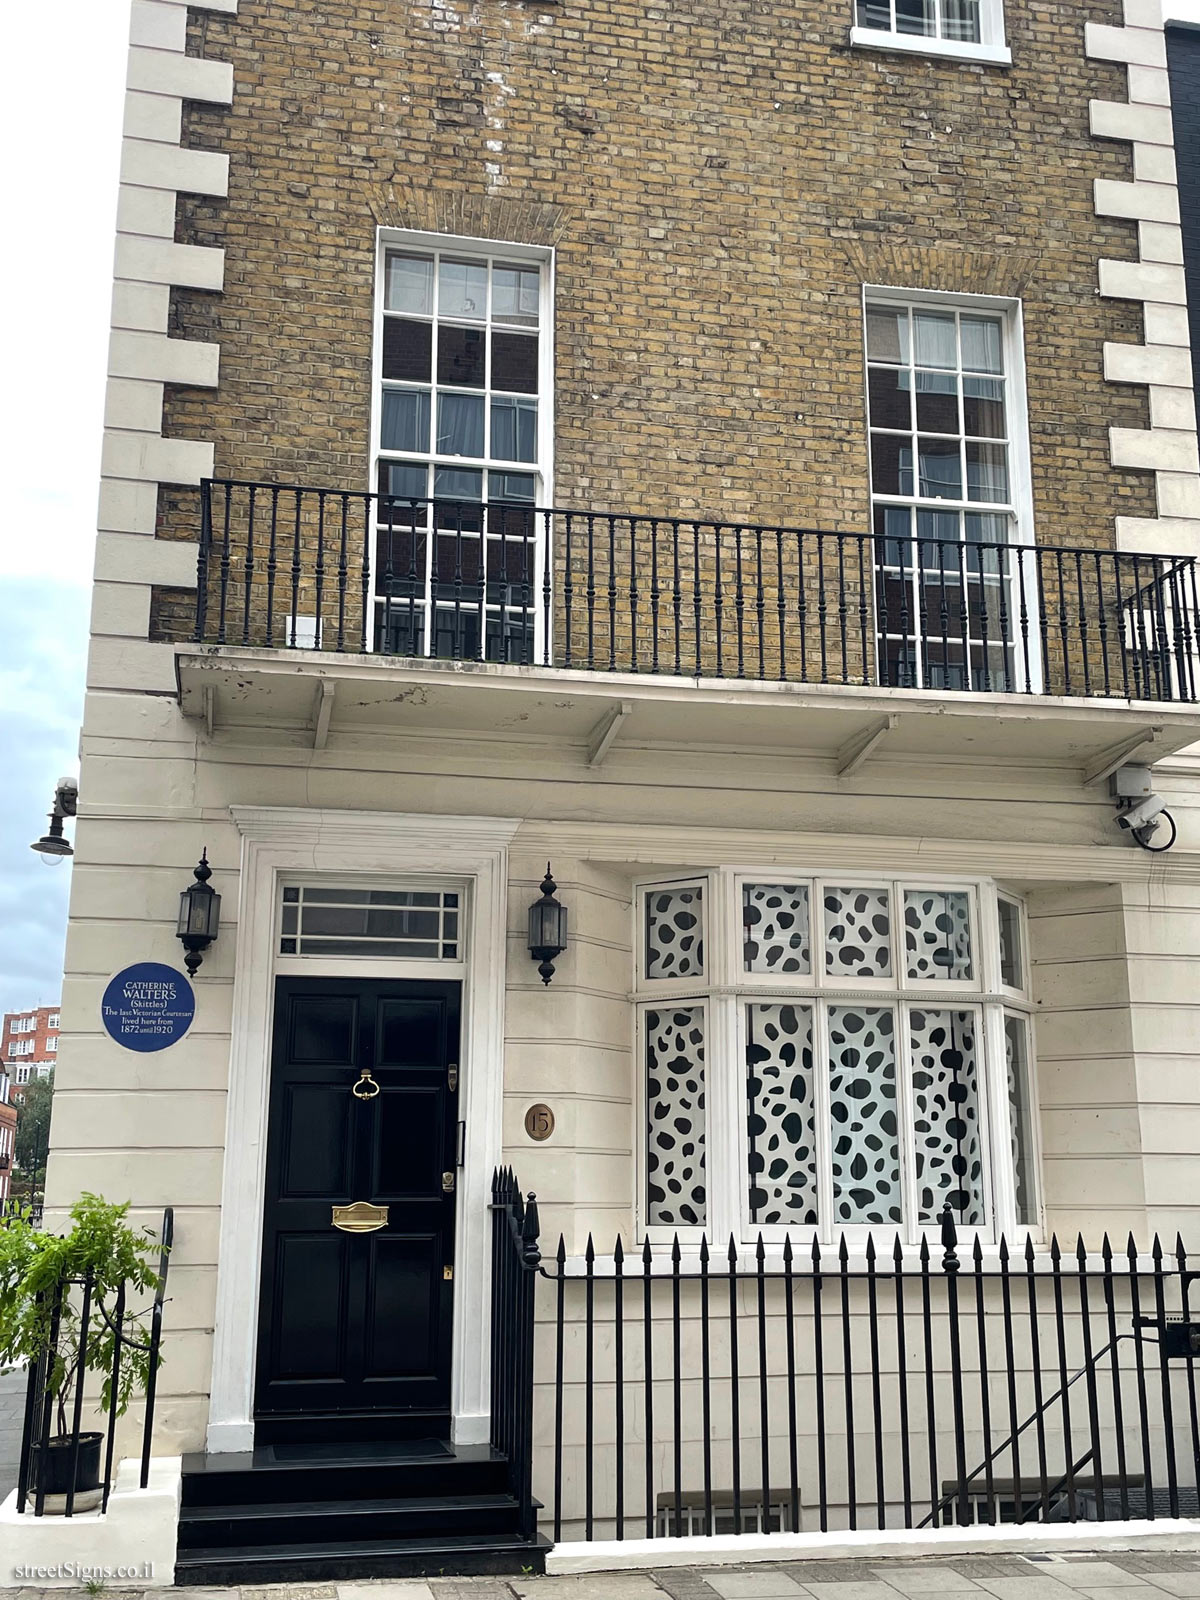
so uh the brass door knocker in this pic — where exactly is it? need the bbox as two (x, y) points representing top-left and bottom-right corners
(352, 1068), (381, 1100)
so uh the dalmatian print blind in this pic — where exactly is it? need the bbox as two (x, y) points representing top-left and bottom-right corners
(639, 875), (1038, 1239)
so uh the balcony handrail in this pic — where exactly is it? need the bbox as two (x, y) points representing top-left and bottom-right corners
(199, 478), (1198, 569)
(191, 478), (1200, 703)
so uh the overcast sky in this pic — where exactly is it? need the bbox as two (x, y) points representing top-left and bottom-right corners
(0, 1), (1197, 1017)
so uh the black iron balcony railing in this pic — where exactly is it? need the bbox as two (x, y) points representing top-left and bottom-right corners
(192, 479), (1200, 702)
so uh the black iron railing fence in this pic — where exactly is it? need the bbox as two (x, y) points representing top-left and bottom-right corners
(490, 1169), (541, 1541)
(518, 1204), (1198, 1542)
(192, 480), (1200, 702)
(15, 1207), (173, 1517)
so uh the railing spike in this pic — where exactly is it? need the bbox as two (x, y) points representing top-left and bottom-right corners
(1126, 1231), (1139, 1264)
(642, 1238), (653, 1267)
(613, 1235), (624, 1266)
(1101, 1232), (1113, 1264)
(556, 1234), (567, 1266)
(998, 1233), (1009, 1264)
(837, 1233), (849, 1264)
(972, 1234), (984, 1265)
(585, 1233), (595, 1263)
(893, 1233), (904, 1266)
(865, 1234), (876, 1264)
(1075, 1233), (1088, 1264)
(699, 1234), (709, 1264)
(918, 1235), (930, 1264)
(727, 1233), (738, 1266)
(1049, 1233), (1061, 1264)
(1152, 1233), (1163, 1263)
(1025, 1233), (1037, 1265)
(782, 1234), (793, 1264)
(811, 1236), (821, 1267)
(755, 1233), (765, 1263)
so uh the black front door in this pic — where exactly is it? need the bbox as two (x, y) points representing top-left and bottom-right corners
(255, 977), (461, 1437)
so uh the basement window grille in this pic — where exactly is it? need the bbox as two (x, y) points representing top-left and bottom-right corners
(655, 1496), (794, 1536)
(279, 885), (461, 960)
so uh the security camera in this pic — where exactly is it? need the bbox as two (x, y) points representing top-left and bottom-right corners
(1116, 793), (1167, 833)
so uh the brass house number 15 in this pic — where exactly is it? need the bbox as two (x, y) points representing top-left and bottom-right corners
(524, 1103), (554, 1141)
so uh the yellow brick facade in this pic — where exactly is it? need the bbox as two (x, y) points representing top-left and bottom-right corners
(151, 0), (1160, 650)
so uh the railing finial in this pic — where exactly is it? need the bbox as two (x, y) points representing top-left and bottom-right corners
(940, 1199), (960, 1275)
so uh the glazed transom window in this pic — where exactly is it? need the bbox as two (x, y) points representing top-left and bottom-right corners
(637, 874), (1039, 1242)
(373, 237), (549, 663)
(279, 885), (461, 960)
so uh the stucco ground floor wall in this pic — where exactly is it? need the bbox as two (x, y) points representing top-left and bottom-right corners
(43, 686), (1200, 1462)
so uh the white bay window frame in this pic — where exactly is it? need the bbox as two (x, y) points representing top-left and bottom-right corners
(369, 228), (555, 663)
(634, 868), (1042, 1250)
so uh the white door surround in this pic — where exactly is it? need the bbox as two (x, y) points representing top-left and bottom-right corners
(206, 807), (520, 1455)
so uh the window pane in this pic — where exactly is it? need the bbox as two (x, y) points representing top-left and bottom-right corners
(381, 390), (431, 453)
(493, 263), (540, 326)
(961, 315), (1004, 373)
(829, 1006), (900, 1226)
(824, 887), (892, 979)
(436, 392), (485, 458)
(904, 889), (972, 981)
(963, 376), (1006, 439)
(492, 331), (539, 393)
(915, 371), (958, 434)
(439, 258), (487, 319)
(379, 460), (428, 502)
(646, 1006), (706, 1226)
(383, 318), (432, 382)
(866, 305), (910, 364)
(491, 397), (538, 462)
(871, 433), (911, 496)
(896, 0), (935, 32)
(386, 252), (433, 315)
(914, 311), (957, 369)
(743, 883), (811, 975)
(966, 441), (1009, 503)
(1005, 1012), (1037, 1226)
(868, 366), (912, 431)
(942, 0), (981, 39)
(433, 466), (482, 501)
(437, 324), (486, 387)
(857, 0), (893, 28)
(911, 1008), (984, 1225)
(998, 897), (1023, 988)
(489, 470), (537, 502)
(645, 884), (704, 980)
(746, 1003), (816, 1226)
(918, 436), (963, 499)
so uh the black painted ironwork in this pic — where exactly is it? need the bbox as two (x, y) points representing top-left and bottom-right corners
(489, 1167), (541, 1542)
(195, 480), (1200, 703)
(535, 1215), (1198, 1540)
(13, 1207), (172, 1518)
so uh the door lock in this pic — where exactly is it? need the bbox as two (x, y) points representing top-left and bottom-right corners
(442, 1171), (455, 1194)
(448, 1063), (458, 1092)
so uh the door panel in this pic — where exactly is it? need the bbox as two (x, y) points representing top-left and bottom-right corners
(255, 977), (461, 1428)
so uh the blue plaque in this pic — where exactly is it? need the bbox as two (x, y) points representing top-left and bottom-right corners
(101, 963), (195, 1053)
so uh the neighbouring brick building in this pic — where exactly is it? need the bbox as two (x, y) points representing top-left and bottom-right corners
(0, 1068), (15, 1206)
(25, 0), (1200, 1584)
(1, 1004), (59, 1106)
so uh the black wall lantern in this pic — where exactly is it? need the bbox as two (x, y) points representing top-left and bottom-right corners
(528, 863), (568, 985)
(177, 850), (222, 976)
(29, 776), (78, 865)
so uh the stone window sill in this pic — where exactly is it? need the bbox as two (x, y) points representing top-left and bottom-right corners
(849, 26), (1013, 66)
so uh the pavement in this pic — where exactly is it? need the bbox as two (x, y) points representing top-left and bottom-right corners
(5, 1552), (1200, 1600)
(0, 1366), (26, 1500)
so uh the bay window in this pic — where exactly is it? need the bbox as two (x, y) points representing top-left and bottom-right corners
(637, 872), (1040, 1244)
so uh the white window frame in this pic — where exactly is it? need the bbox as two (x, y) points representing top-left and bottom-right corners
(368, 227), (555, 664)
(634, 868), (1042, 1249)
(862, 284), (1040, 696)
(850, 0), (1010, 65)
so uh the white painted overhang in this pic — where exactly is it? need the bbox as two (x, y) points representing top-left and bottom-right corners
(175, 645), (1200, 780)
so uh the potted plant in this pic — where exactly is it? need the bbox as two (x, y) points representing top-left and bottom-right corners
(0, 1194), (165, 1505)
